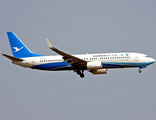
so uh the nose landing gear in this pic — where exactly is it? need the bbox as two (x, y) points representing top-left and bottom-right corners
(138, 66), (146, 73)
(138, 69), (142, 73)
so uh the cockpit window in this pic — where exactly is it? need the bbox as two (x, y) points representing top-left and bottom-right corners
(145, 56), (149, 57)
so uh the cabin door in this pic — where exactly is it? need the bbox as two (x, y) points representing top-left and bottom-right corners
(32, 59), (35, 65)
(135, 56), (139, 61)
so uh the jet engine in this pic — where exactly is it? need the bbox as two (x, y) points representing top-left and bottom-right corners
(87, 61), (102, 70)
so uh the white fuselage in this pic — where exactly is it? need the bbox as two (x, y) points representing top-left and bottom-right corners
(12, 52), (155, 70)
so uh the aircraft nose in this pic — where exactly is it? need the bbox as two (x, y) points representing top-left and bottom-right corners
(149, 58), (155, 63)
(152, 58), (155, 63)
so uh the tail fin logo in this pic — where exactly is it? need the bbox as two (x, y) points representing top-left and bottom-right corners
(13, 46), (24, 52)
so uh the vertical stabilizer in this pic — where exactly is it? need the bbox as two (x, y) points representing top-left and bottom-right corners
(7, 32), (43, 58)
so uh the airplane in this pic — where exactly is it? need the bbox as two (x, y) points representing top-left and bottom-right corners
(2, 32), (155, 78)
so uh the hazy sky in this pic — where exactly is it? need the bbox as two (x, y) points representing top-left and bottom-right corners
(1, 0), (156, 120)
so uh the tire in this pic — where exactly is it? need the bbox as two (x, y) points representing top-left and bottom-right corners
(80, 73), (85, 78)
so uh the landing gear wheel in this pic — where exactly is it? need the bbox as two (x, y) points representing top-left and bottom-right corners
(138, 69), (142, 73)
(77, 70), (81, 75)
(76, 70), (85, 78)
(80, 73), (85, 78)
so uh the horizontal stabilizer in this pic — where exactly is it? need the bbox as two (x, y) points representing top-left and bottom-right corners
(2, 54), (23, 61)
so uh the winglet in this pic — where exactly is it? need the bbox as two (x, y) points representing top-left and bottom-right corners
(46, 38), (54, 49)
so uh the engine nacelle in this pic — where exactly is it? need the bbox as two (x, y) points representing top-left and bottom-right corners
(87, 61), (102, 70)
(91, 69), (107, 75)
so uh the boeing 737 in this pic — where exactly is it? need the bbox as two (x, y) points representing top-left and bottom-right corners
(2, 32), (155, 78)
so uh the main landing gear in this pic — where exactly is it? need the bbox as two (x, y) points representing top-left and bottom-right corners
(76, 70), (85, 78)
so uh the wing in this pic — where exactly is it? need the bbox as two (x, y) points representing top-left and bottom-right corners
(46, 39), (87, 68)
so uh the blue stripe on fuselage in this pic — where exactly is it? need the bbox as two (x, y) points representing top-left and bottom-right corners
(31, 62), (71, 70)
(102, 62), (154, 68)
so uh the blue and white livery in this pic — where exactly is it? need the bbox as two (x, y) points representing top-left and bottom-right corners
(2, 32), (155, 78)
